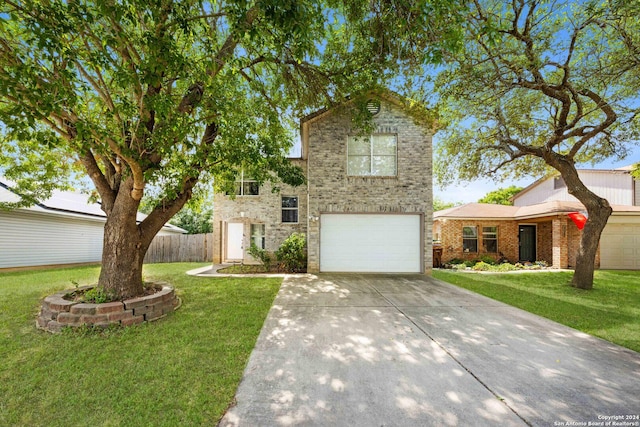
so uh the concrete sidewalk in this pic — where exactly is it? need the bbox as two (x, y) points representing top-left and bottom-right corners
(219, 274), (640, 426)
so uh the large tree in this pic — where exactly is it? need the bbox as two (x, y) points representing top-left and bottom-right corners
(432, 0), (640, 289)
(0, 1), (462, 299)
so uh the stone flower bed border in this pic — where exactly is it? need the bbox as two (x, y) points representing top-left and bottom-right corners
(36, 282), (180, 333)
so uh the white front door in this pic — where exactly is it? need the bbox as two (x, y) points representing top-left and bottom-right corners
(226, 222), (244, 261)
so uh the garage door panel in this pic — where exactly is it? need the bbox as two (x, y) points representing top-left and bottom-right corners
(320, 214), (421, 273)
(601, 223), (640, 270)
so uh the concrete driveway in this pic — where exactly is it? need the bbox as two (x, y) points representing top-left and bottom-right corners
(219, 274), (640, 426)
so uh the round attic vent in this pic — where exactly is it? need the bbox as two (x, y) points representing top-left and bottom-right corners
(366, 99), (381, 115)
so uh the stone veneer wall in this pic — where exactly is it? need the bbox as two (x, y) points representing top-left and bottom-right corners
(212, 159), (308, 264)
(36, 283), (179, 333)
(305, 101), (433, 273)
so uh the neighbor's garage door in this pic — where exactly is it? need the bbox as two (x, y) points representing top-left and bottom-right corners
(600, 223), (640, 270)
(320, 214), (422, 273)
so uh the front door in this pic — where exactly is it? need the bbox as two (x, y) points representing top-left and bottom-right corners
(226, 223), (244, 261)
(519, 225), (536, 262)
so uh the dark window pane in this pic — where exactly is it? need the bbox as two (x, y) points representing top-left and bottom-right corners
(463, 239), (477, 253)
(483, 239), (497, 253)
(282, 209), (298, 223)
(282, 196), (298, 208)
(244, 181), (259, 195)
(463, 226), (477, 252)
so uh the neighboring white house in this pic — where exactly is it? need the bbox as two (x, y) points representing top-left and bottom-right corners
(512, 166), (639, 207)
(511, 166), (640, 270)
(0, 179), (184, 269)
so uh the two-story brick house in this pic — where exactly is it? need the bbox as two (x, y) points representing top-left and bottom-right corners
(212, 91), (435, 273)
(434, 167), (640, 270)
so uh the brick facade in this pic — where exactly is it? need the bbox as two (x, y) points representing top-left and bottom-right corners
(212, 94), (433, 273)
(304, 100), (433, 273)
(435, 215), (597, 268)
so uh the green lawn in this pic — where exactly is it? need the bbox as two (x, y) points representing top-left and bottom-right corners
(0, 263), (282, 427)
(433, 269), (640, 353)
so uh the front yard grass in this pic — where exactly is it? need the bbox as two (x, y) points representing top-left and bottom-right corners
(433, 269), (640, 353)
(0, 263), (282, 427)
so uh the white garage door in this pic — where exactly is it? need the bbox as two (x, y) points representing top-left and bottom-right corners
(320, 214), (421, 273)
(600, 223), (640, 270)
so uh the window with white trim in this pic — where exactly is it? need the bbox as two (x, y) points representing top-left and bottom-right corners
(250, 224), (265, 249)
(482, 226), (498, 253)
(347, 134), (397, 176)
(227, 171), (259, 196)
(463, 226), (478, 253)
(281, 196), (298, 223)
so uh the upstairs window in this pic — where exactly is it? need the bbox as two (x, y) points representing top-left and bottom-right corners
(482, 226), (498, 253)
(228, 172), (259, 196)
(554, 176), (566, 189)
(347, 134), (397, 176)
(282, 196), (298, 223)
(463, 226), (478, 253)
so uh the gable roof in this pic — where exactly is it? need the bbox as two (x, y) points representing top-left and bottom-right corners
(299, 88), (435, 160)
(434, 200), (640, 221)
(0, 179), (185, 233)
(512, 166), (637, 203)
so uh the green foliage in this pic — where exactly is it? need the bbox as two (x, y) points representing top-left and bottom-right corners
(478, 186), (523, 206)
(248, 243), (274, 272)
(478, 255), (497, 265)
(169, 207), (213, 234)
(81, 286), (113, 304)
(494, 262), (519, 272)
(275, 233), (307, 273)
(472, 261), (491, 271)
(433, 196), (458, 212)
(432, 0), (640, 186)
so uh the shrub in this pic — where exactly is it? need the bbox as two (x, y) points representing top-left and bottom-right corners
(82, 286), (112, 304)
(472, 261), (492, 271)
(448, 258), (465, 265)
(276, 233), (307, 273)
(478, 255), (497, 265)
(464, 260), (476, 268)
(248, 243), (273, 271)
(495, 262), (518, 272)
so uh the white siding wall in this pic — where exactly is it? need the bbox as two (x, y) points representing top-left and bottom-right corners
(0, 210), (105, 268)
(514, 171), (634, 206)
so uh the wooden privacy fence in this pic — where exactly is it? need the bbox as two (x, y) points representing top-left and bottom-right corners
(144, 233), (213, 263)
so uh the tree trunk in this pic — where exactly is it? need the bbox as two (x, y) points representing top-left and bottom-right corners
(555, 161), (612, 290)
(98, 184), (149, 300)
(571, 202), (611, 290)
(95, 176), (194, 300)
(99, 210), (147, 299)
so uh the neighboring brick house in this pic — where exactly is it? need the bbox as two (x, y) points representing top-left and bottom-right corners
(212, 91), (434, 273)
(434, 167), (640, 269)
